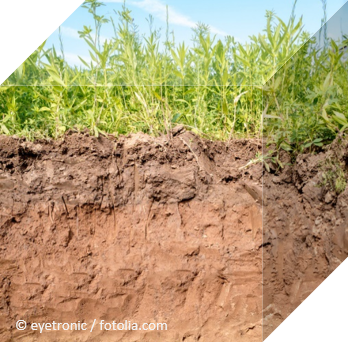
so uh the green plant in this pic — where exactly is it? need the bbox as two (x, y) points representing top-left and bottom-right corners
(240, 150), (285, 172)
(1, 0), (347, 152)
(319, 157), (347, 194)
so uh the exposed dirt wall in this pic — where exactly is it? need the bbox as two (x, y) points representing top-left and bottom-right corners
(0, 131), (262, 342)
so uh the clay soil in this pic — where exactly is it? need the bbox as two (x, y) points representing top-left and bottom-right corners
(1, 128), (347, 342)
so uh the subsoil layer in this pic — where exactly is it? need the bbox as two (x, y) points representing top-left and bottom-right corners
(2, 129), (347, 342)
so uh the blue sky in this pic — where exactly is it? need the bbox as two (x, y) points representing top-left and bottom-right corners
(45, 0), (348, 66)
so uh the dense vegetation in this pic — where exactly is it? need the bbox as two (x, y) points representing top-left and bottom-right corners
(0, 0), (347, 153)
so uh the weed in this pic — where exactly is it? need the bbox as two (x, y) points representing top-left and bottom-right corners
(319, 157), (347, 194)
(1, 0), (347, 160)
(240, 150), (285, 173)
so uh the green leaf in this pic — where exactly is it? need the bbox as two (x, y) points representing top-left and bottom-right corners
(322, 108), (329, 121)
(222, 100), (228, 115)
(313, 138), (323, 143)
(334, 111), (347, 122)
(78, 56), (91, 68)
(276, 158), (284, 169)
(323, 72), (333, 91)
(49, 71), (66, 87)
(1, 123), (10, 134)
(171, 113), (182, 123)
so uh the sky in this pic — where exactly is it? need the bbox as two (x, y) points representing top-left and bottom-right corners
(45, 0), (348, 66)
(317, 0), (348, 43)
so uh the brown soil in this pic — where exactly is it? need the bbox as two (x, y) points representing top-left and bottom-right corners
(0, 129), (263, 342)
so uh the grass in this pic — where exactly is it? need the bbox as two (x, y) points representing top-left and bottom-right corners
(319, 157), (347, 194)
(0, 0), (347, 157)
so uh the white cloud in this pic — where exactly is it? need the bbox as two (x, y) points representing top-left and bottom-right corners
(64, 52), (92, 67)
(104, 0), (228, 36)
(133, 0), (227, 36)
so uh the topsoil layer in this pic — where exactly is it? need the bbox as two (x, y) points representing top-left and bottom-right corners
(1, 128), (347, 342)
